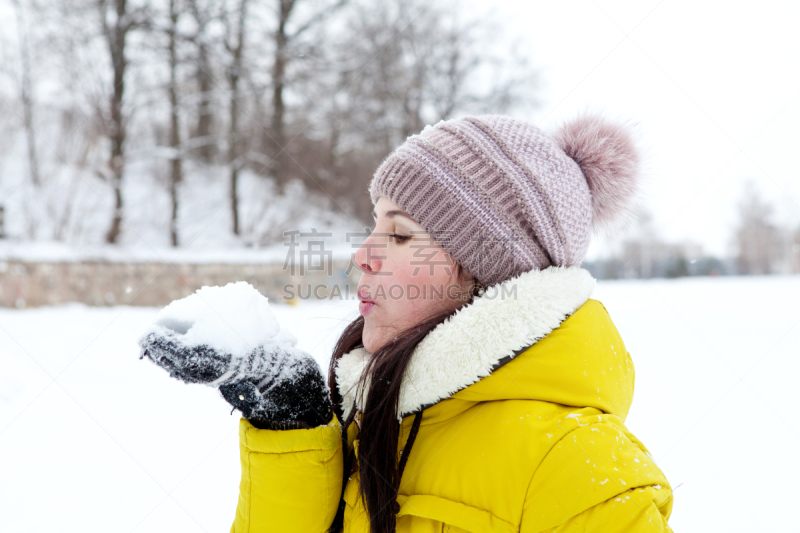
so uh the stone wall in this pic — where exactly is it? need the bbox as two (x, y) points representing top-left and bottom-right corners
(0, 260), (359, 308)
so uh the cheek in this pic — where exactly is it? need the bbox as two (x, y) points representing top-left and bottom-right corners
(388, 248), (459, 308)
(394, 248), (455, 287)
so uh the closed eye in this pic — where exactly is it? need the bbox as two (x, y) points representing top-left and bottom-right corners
(391, 233), (411, 244)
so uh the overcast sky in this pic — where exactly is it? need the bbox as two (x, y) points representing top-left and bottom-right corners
(478, 0), (800, 259)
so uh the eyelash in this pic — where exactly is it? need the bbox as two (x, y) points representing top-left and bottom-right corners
(391, 233), (411, 244)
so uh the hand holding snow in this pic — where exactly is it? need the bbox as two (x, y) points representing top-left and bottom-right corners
(138, 282), (332, 427)
(143, 281), (296, 362)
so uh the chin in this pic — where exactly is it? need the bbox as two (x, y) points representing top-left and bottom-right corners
(362, 329), (388, 354)
(362, 336), (380, 354)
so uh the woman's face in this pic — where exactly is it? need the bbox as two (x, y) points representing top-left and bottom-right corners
(354, 196), (473, 353)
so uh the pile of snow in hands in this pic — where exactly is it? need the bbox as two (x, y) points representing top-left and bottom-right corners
(140, 281), (297, 359)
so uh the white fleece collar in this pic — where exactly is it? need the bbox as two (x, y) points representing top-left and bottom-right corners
(335, 266), (596, 422)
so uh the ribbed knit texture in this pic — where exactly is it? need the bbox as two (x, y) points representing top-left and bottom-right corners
(370, 115), (594, 287)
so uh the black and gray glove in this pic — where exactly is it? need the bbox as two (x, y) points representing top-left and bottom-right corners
(139, 329), (332, 430)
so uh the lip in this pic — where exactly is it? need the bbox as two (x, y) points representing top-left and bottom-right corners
(358, 301), (375, 316)
(357, 288), (376, 317)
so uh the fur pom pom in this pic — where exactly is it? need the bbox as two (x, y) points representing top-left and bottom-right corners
(553, 114), (640, 228)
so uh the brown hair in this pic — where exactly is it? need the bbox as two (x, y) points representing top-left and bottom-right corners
(327, 269), (476, 533)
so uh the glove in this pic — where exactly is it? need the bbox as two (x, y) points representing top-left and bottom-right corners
(139, 329), (332, 430)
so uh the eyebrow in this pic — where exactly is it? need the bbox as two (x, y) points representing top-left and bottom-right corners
(372, 209), (416, 222)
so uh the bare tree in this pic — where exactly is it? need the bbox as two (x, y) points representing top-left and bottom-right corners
(185, 0), (218, 162)
(11, 0), (40, 187)
(1, 0), (542, 247)
(267, 0), (347, 188)
(735, 180), (783, 275)
(97, 0), (148, 244)
(269, 0), (292, 187)
(167, 0), (183, 246)
(221, 0), (250, 236)
(318, 0), (539, 220)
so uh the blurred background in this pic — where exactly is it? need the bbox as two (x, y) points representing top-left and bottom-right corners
(0, 0), (798, 531)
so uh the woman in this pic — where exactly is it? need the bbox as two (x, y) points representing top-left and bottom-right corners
(142, 114), (673, 532)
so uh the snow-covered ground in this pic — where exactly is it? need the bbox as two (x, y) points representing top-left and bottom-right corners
(1, 275), (798, 532)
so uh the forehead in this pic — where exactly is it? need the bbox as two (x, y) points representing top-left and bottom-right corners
(373, 196), (402, 214)
(372, 197), (422, 226)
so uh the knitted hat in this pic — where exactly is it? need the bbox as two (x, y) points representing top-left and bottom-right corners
(368, 113), (640, 287)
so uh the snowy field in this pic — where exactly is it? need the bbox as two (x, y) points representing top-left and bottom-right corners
(1, 275), (798, 532)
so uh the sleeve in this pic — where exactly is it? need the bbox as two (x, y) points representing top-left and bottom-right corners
(230, 414), (344, 533)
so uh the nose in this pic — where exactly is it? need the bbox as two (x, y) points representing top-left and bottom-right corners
(353, 233), (384, 274)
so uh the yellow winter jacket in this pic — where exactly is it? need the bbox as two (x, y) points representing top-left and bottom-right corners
(230, 267), (673, 532)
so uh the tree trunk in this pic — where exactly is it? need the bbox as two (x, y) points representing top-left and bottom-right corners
(188, 0), (215, 163)
(12, 0), (40, 188)
(229, 88), (239, 236)
(195, 51), (215, 162)
(104, 0), (129, 245)
(228, 0), (248, 236)
(271, 0), (292, 188)
(168, 0), (182, 247)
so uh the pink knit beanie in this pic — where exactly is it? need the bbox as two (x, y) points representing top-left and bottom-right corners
(368, 113), (640, 287)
